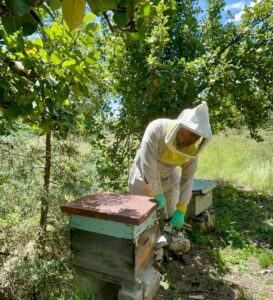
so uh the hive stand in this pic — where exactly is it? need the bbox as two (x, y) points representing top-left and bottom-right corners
(61, 192), (161, 300)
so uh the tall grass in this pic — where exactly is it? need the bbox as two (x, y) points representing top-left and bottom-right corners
(196, 129), (273, 195)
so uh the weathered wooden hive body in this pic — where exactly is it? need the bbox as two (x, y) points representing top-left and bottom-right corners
(61, 192), (161, 300)
(187, 179), (217, 233)
(188, 179), (217, 217)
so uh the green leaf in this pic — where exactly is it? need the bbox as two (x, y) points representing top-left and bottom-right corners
(88, 51), (100, 61)
(72, 84), (81, 97)
(103, 0), (117, 10)
(62, 0), (86, 30)
(83, 12), (95, 25)
(40, 49), (48, 61)
(79, 83), (89, 97)
(113, 12), (128, 27)
(143, 4), (152, 17)
(6, 101), (20, 119)
(87, 0), (115, 14)
(2, 13), (38, 35)
(39, 121), (51, 133)
(87, 0), (101, 15)
(50, 52), (62, 65)
(62, 59), (76, 67)
(56, 82), (70, 100)
(50, 22), (62, 37)
(24, 102), (33, 114)
(6, 0), (31, 16)
(17, 95), (30, 105)
(85, 22), (97, 33)
(48, 0), (62, 10)
(17, 34), (25, 50)
(1, 14), (21, 34)
(32, 39), (43, 48)
(22, 57), (33, 69)
(127, 32), (140, 41)
(21, 13), (38, 36)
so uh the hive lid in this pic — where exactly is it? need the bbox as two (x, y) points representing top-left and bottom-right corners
(192, 179), (217, 195)
(61, 192), (157, 225)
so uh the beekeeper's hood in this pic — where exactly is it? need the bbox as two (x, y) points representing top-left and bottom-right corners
(165, 101), (212, 159)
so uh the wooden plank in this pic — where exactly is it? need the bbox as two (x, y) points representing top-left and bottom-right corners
(69, 211), (156, 240)
(71, 229), (136, 281)
(74, 266), (122, 285)
(187, 191), (212, 216)
(61, 192), (157, 225)
(135, 224), (160, 275)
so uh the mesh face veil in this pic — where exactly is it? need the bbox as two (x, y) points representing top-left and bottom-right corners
(164, 102), (212, 160)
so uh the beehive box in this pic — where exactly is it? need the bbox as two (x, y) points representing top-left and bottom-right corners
(61, 192), (160, 300)
(187, 179), (217, 217)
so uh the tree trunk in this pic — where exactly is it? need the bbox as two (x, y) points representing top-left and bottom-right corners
(37, 131), (51, 243)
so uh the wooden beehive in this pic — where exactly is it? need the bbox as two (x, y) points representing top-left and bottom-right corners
(187, 179), (217, 217)
(61, 192), (160, 300)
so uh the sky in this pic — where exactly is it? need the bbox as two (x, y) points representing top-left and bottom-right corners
(198, 0), (261, 23)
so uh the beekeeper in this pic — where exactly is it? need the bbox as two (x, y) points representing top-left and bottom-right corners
(128, 102), (212, 229)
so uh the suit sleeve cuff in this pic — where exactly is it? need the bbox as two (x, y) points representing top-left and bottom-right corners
(176, 202), (187, 213)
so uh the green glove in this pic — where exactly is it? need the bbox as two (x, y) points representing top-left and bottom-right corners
(155, 193), (166, 209)
(170, 210), (185, 229)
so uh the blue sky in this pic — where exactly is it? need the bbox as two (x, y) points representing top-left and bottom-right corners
(198, 0), (261, 23)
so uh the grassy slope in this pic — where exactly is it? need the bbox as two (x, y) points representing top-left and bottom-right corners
(196, 129), (273, 195)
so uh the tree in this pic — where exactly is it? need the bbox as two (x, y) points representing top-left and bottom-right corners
(201, 0), (273, 136)
(0, 12), (104, 240)
(92, 0), (273, 190)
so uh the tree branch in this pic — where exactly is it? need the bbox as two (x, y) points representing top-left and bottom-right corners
(103, 12), (116, 32)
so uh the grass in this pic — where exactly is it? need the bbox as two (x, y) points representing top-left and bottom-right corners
(258, 251), (273, 268)
(1, 128), (272, 299)
(194, 128), (273, 276)
(188, 182), (273, 271)
(237, 288), (256, 300)
(196, 128), (273, 195)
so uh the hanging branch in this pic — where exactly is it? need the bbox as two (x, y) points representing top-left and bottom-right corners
(103, 12), (116, 32)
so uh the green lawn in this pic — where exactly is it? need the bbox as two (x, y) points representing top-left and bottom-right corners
(196, 129), (273, 195)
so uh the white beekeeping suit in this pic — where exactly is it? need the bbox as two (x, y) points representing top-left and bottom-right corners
(128, 102), (212, 218)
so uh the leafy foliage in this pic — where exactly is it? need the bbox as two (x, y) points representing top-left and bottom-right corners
(92, 0), (273, 189)
(0, 0), (155, 33)
(0, 12), (104, 137)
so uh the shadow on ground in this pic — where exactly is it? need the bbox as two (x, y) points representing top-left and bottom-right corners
(154, 183), (273, 300)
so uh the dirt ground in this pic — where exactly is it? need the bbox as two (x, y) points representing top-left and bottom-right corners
(154, 245), (273, 300)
